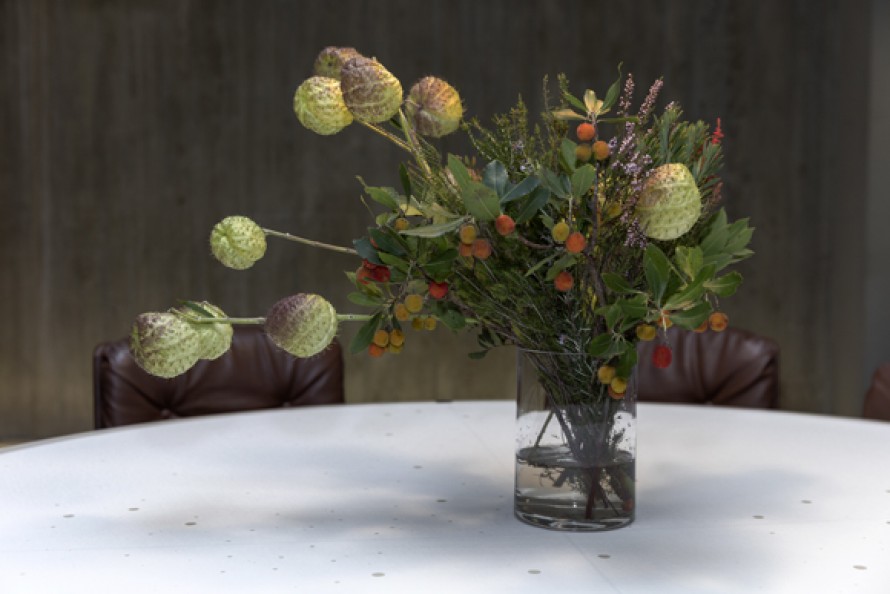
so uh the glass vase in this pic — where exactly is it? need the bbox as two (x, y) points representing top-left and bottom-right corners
(514, 348), (636, 531)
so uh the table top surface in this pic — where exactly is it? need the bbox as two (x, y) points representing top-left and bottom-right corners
(1, 400), (888, 593)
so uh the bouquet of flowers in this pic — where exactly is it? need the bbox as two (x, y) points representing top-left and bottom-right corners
(128, 46), (753, 530)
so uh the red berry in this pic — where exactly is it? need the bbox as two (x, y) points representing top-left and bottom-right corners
(495, 214), (515, 236)
(652, 345), (672, 369)
(565, 231), (586, 254)
(370, 266), (391, 283)
(356, 267), (373, 285)
(428, 281), (449, 299)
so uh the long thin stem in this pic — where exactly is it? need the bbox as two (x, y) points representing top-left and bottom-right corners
(357, 120), (413, 152)
(263, 228), (358, 256)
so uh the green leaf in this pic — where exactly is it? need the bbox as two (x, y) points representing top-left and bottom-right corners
(663, 264), (715, 311)
(616, 294), (649, 320)
(643, 244), (672, 305)
(668, 302), (713, 330)
(461, 182), (501, 221)
(447, 154), (473, 189)
(571, 164), (597, 198)
(347, 291), (383, 307)
(562, 91), (587, 113)
(482, 160), (508, 196)
(596, 303), (621, 331)
(422, 248), (458, 280)
(615, 345), (637, 378)
(705, 271), (743, 297)
(398, 163), (412, 197)
(358, 179), (400, 211)
(399, 218), (466, 238)
(376, 251), (409, 273)
(525, 253), (557, 277)
(515, 186), (551, 224)
(560, 139), (578, 172)
(500, 175), (540, 204)
(588, 333), (626, 358)
(540, 168), (570, 199)
(369, 227), (406, 256)
(602, 272), (635, 295)
(675, 246), (704, 280)
(601, 62), (623, 112)
(353, 237), (382, 265)
(551, 108), (586, 121)
(349, 313), (382, 354)
(545, 253), (579, 281)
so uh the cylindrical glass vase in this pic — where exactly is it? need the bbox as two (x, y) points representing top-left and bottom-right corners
(514, 348), (636, 531)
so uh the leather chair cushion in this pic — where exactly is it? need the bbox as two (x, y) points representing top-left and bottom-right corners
(863, 362), (890, 421)
(637, 326), (780, 408)
(94, 325), (344, 428)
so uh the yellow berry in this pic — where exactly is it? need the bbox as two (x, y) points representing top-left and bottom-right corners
(389, 329), (405, 347)
(635, 324), (657, 341)
(411, 317), (424, 331)
(459, 224), (478, 245)
(386, 343), (403, 354)
(597, 364), (616, 384)
(592, 140), (611, 161)
(423, 317), (437, 331)
(610, 376), (627, 394)
(372, 329), (390, 348)
(393, 303), (410, 321)
(404, 293), (424, 313)
(551, 221), (570, 243)
(393, 217), (410, 231)
(575, 143), (593, 163)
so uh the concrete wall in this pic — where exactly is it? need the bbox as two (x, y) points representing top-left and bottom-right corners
(1, 0), (884, 438)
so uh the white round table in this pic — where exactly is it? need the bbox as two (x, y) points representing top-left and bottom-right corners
(0, 401), (888, 593)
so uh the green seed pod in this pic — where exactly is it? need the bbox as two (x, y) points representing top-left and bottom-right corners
(340, 56), (403, 123)
(313, 46), (363, 80)
(265, 293), (338, 358)
(210, 215), (267, 270)
(635, 163), (702, 240)
(129, 312), (202, 378)
(405, 76), (463, 137)
(187, 302), (233, 361)
(293, 76), (354, 135)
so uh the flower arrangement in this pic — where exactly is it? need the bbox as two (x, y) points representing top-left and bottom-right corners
(127, 46), (753, 530)
(129, 46), (752, 389)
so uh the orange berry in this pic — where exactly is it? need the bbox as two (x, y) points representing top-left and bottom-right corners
(551, 221), (571, 243)
(658, 312), (674, 329)
(355, 266), (373, 285)
(471, 238), (492, 260)
(554, 270), (574, 292)
(495, 214), (515, 236)
(404, 293), (424, 313)
(592, 140), (610, 161)
(458, 242), (473, 258)
(459, 224), (477, 245)
(693, 319), (709, 333)
(709, 311), (729, 332)
(393, 217), (410, 231)
(565, 231), (586, 254)
(575, 143), (593, 163)
(368, 343), (385, 358)
(576, 122), (596, 142)
(423, 317), (437, 331)
(411, 317), (424, 331)
(372, 329), (390, 348)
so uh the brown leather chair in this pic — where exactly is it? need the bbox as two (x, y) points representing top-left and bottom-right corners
(637, 326), (780, 408)
(93, 325), (344, 428)
(863, 362), (890, 421)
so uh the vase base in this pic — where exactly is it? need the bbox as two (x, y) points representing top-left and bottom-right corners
(514, 504), (633, 532)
